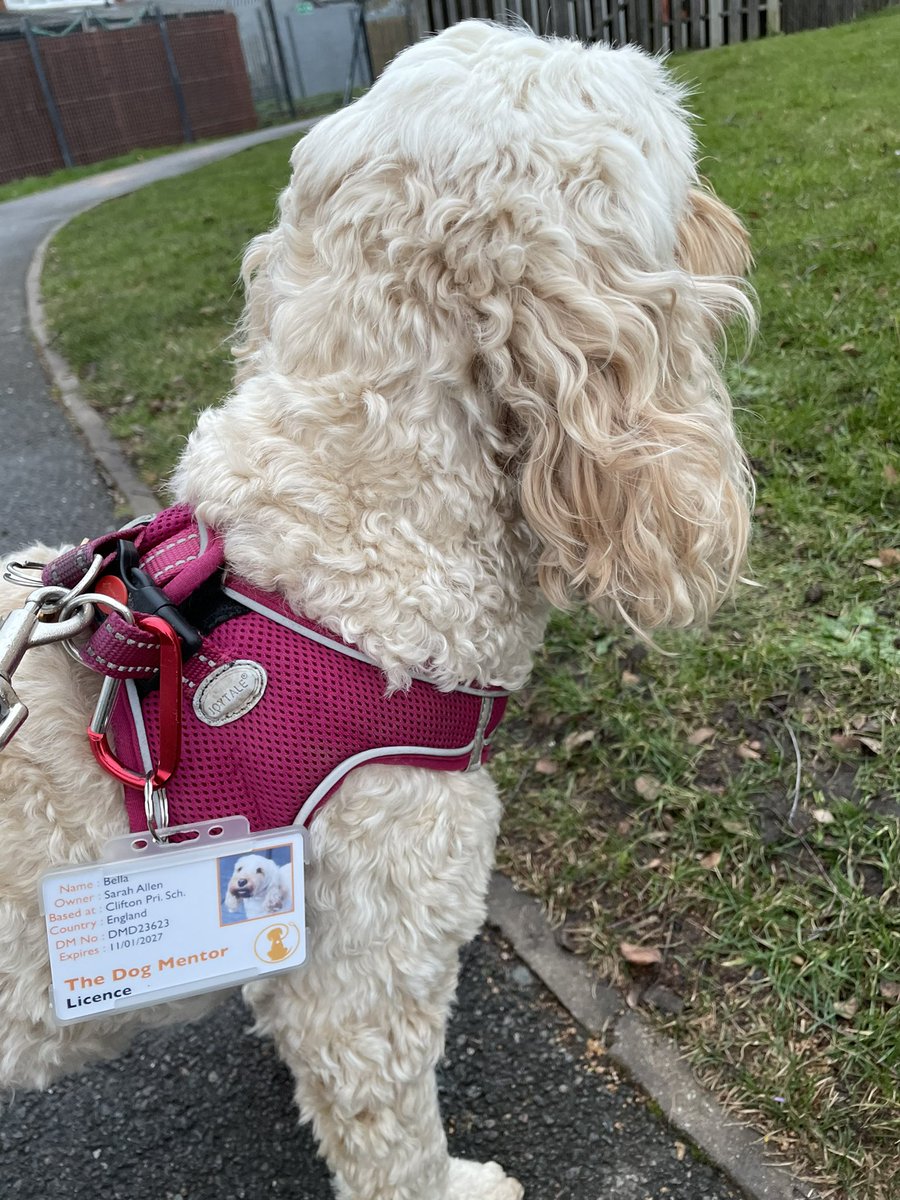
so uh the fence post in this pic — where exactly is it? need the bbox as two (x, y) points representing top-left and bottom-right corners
(265, 0), (296, 118)
(343, 7), (362, 105)
(358, 0), (375, 84)
(707, 0), (724, 43)
(284, 19), (307, 101)
(688, 0), (704, 44)
(406, 0), (432, 41)
(256, 8), (283, 113)
(21, 18), (73, 169)
(765, 0), (781, 30)
(155, 7), (194, 143)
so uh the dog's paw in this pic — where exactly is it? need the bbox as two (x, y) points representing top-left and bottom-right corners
(447, 1158), (524, 1200)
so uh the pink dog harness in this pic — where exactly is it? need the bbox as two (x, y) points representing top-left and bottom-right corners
(43, 507), (508, 834)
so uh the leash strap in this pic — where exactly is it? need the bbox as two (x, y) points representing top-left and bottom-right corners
(42, 507), (225, 679)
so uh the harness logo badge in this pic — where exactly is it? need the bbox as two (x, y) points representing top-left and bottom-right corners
(193, 660), (268, 727)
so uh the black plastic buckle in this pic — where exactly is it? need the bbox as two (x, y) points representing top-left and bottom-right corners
(115, 540), (204, 660)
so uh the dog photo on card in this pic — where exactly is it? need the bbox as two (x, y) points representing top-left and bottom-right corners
(218, 844), (296, 925)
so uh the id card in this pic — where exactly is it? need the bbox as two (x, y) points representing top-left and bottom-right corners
(40, 817), (307, 1023)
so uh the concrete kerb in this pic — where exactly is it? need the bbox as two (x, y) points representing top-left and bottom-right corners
(26, 138), (817, 1200)
(26, 227), (162, 521)
(23, 118), (322, 524)
(487, 874), (821, 1200)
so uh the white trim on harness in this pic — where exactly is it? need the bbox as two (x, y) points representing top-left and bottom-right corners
(294, 726), (490, 825)
(196, 515), (210, 556)
(221, 584), (510, 699)
(125, 664), (493, 828)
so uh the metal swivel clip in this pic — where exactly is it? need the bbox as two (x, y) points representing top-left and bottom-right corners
(0, 584), (96, 750)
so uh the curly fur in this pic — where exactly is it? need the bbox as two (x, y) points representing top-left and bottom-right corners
(0, 21), (752, 1200)
(224, 854), (292, 916)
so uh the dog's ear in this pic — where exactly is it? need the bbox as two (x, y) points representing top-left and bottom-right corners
(474, 203), (755, 633)
(677, 186), (752, 282)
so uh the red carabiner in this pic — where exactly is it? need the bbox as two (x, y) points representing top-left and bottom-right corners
(88, 614), (183, 791)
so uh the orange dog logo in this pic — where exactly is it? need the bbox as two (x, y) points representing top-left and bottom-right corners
(254, 922), (301, 964)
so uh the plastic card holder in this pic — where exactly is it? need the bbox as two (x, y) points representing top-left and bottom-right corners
(40, 817), (307, 1023)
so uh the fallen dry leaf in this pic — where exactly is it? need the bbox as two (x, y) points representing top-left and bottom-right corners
(644, 857), (663, 870)
(831, 733), (860, 752)
(534, 758), (558, 776)
(687, 726), (716, 746)
(811, 808), (835, 824)
(835, 724), (883, 753)
(863, 557), (885, 569)
(674, 1142), (687, 1162)
(879, 980), (900, 1003)
(839, 342), (862, 356)
(563, 730), (596, 753)
(699, 849), (722, 870)
(833, 998), (858, 1020)
(884, 464), (898, 485)
(634, 775), (662, 801)
(721, 819), (752, 836)
(585, 1037), (606, 1060)
(877, 548), (900, 566)
(626, 984), (643, 1009)
(621, 670), (641, 686)
(737, 743), (762, 761)
(619, 942), (662, 966)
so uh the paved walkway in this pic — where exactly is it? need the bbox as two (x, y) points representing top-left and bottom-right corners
(4, 931), (740, 1200)
(0, 123), (314, 555)
(1, 138), (746, 1199)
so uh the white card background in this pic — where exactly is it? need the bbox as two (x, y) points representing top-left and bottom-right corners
(41, 824), (307, 1022)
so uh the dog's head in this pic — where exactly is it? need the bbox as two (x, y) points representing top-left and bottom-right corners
(237, 21), (754, 634)
(227, 854), (277, 902)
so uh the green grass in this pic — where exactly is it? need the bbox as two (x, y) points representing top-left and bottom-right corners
(42, 12), (900, 1196)
(43, 135), (299, 483)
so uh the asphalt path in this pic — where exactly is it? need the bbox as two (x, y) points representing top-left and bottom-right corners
(0, 122), (314, 555)
(4, 931), (740, 1200)
(1, 143), (743, 1198)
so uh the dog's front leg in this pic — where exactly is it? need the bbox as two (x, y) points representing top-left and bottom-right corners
(244, 766), (523, 1200)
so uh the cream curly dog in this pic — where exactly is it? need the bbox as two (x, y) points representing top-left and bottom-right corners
(224, 854), (293, 917)
(0, 21), (753, 1200)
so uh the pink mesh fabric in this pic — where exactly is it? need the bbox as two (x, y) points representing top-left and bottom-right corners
(43, 506), (509, 834)
(43, 505), (226, 678)
(111, 579), (508, 834)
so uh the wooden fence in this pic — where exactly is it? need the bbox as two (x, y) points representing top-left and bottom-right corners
(780, 0), (893, 32)
(0, 10), (257, 186)
(415, 0), (896, 50)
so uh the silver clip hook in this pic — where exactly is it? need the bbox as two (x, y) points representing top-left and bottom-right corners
(0, 585), (99, 750)
(143, 774), (171, 845)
